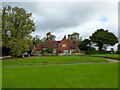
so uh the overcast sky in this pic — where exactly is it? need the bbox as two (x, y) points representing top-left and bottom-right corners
(2, 1), (119, 50)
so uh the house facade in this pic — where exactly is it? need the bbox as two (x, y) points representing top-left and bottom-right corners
(30, 35), (80, 55)
(58, 36), (71, 54)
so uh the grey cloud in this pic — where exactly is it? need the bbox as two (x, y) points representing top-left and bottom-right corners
(3, 2), (118, 39)
(36, 2), (117, 31)
(5, 2), (114, 30)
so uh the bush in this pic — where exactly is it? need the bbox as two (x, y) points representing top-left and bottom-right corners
(97, 50), (114, 54)
(116, 50), (120, 54)
(86, 48), (97, 54)
(41, 48), (54, 56)
(47, 48), (54, 53)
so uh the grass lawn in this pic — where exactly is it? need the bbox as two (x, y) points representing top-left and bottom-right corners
(2, 56), (108, 66)
(2, 56), (118, 88)
(89, 54), (119, 60)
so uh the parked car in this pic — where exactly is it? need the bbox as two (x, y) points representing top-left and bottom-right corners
(22, 53), (30, 57)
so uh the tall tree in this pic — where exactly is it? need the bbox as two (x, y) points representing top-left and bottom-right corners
(78, 39), (91, 51)
(68, 34), (73, 40)
(89, 29), (118, 51)
(2, 6), (36, 56)
(32, 35), (42, 46)
(46, 32), (56, 41)
(68, 32), (80, 40)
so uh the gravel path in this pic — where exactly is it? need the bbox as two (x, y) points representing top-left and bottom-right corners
(107, 59), (120, 63)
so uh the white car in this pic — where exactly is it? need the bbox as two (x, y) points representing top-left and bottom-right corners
(22, 53), (30, 57)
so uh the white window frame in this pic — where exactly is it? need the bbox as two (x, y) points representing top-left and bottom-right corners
(62, 44), (66, 48)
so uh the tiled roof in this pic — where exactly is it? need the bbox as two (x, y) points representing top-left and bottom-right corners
(35, 41), (60, 51)
(42, 41), (60, 48)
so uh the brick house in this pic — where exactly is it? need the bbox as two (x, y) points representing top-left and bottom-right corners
(58, 36), (72, 54)
(30, 35), (80, 54)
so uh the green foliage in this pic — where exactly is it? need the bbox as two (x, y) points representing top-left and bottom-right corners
(117, 44), (120, 54)
(116, 50), (120, 54)
(2, 6), (36, 56)
(86, 48), (97, 54)
(68, 32), (80, 40)
(47, 48), (54, 53)
(31, 35), (42, 46)
(46, 32), (56, 41)
(41, 48), (54, 55)
(89, 29), (118, 51)
(78, 39), (91, 51)
(2, 46), (11, 56)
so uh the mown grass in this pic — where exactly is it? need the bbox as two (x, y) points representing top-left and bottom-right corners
(2, 56), (108, 66)
(2, 56), (118, 88)
(2, 63), (118, 88)
(89, 54), (119, 60)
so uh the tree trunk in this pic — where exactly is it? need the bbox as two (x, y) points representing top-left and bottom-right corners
(98, 43), (103, 51)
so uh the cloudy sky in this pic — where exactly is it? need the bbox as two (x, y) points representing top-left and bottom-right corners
(2, 0), (119, 50)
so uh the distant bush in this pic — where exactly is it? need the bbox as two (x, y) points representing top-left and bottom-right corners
(97, 50), (114, 54)
(116, 50), (120, 54)
(86, 48), (97, 54)
(40, 48), (55, 56)
(47, 48), (54, 53)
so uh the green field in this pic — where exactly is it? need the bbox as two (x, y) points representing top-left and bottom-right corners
(2, 56), (108, 66)
(2, 56), (118, 88)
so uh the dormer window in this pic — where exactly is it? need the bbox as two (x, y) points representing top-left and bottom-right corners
(62, 44), (66, 48)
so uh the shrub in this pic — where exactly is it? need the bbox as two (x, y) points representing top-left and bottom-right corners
(97, 50), (114, 54)
(47, 48), (54, 53)
(116, 50), (120, 54)
(41, 48), (54, 56)
(86, 48), (97, 54)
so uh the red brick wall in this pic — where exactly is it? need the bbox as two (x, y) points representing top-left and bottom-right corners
(58, 36), (71, 53)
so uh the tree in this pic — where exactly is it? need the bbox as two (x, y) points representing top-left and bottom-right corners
(26, 35), (42, 46)
(68, 34), (73, 40)
(78, 39), (91, 51)
(32, 35), (42, 46)
(89, 29), (118, 51)
(68, 32), (80, 40)
(117, 44), (120, 54)
(2, 6), (36, 57)
(46, 32), (56, 41)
